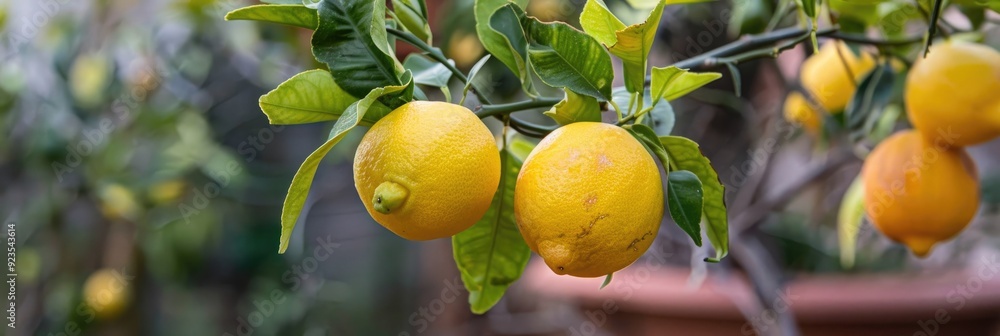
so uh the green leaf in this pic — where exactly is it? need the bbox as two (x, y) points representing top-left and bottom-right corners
(475, 0), (533, 94)
(725, 63), (742, 98)
(225, 4), (318, 29)
(624, 124), (669, 167)
(580, 0), (625, 47)
(489, 3), (535, 96)
(526, 19), (614, 101)
(312, 0), (402, 98)
(393, 0), (432, 43)
(650, 66), (722, 101)
(278, 80), (411, 253)
(667, 170), (704, 246)
(838, 174), (865, 269)
(460, 55), (492, 105)
(258, 69), (358, 125)
(649, 98), (675, 135)
(608, 0), (665, 93)
(601, 273), (613, 289)
(626, 0), (710, 10)
(544, 88), (602, 125)
(403, 54), (453, 88)
(847, 63), (895, 134)
(453, 138), (534, 314)
(660, 136), (728, 262)
(800, 0), (817, 18)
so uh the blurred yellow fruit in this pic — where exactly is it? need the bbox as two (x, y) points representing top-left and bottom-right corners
(784, 41), (875, 131)
(448, 33), (485, 69)
(99, 184), (141, 221)
(861, 130), (980, 257)
(147, 180), (187, 205)
(905, 41), (1000, 146)
(83, 269), (131, 319)
(69, 52), (112, 108)
(783, 91), (822, 134)
(354, 101), (500, 240)
(514, 122), (663, 277)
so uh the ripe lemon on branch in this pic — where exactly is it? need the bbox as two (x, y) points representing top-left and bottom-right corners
(784, 40), (875, 133)
(514, 122), (663, 278)
(354, 101), (501, 240)
(861, 130), (980, 257)
(905, 40), (1000, 147)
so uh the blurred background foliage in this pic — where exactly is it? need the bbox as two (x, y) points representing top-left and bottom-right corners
(2, 0), (1000, 335)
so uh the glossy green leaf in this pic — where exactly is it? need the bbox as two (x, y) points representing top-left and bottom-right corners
(526, 19), (614, 101)
(660, 136), (728, 262)
(393, 0), (432, 43)
(667, 170), (704, 246)
(608, 0), (665, 93)
(624, 124), (669, 167)
(544, 88), (602, 125)
(460, 55), (492, 105)
(838, 175), (866, 269)
(403, 55), (453, 88)
(650, 66), (722, 102)
(312, 0), (402, 98)
(488, 3), (535, 96)
(278, 81), (411, 254)
(648, 98), (675, 135)
(258, 69), (358, 125)
(601, 273), (613, 289)
(475, 0), (532, 93)
(580, 0), (625, 47)
(453, 138), (534, 314)
(225, 4), (318, 29)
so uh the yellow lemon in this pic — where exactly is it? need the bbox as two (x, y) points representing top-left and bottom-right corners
(905, 40), (1000, 147)
(514, 122), (663, 277)
(783, 91), (822, 134)
(861, 130), (980, 257)
(83, 269), (131, 319)
(354, 101), (501, 240)
(99, 184), (141, 221)
(784, 41), (875, 131)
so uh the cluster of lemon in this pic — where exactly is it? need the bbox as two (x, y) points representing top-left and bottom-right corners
(353, 102), (661, 277)
(785, 40), (1000, 257)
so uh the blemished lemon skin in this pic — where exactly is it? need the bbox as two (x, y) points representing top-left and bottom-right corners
(353, 101), (501, 240)
(83, 269), (131, 319)
(784, 41), (875, 131)
(861, 130), (980, 257)
(905, 41), (1000, 147)
(514, 122), (664, 278)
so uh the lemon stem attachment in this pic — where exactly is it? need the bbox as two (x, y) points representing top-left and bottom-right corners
(373, 182), (409, 214)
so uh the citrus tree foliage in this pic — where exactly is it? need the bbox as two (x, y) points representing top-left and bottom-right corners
(224, 0), (998, 313)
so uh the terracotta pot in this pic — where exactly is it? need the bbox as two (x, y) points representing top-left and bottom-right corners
(517, 260), (1000, 336)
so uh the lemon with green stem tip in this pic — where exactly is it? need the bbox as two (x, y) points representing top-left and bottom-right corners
(354, 101), (501, 240)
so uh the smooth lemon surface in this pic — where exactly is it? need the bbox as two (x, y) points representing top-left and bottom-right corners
(83, 269), (130, 319)
(514, 122), (663, 277)
(354, 101), (501, 240)
(862, 130), (980, 257)
(905, 41), (1000, 146)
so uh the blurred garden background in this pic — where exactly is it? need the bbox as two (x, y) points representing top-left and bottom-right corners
(3, 0), (1000, 335)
